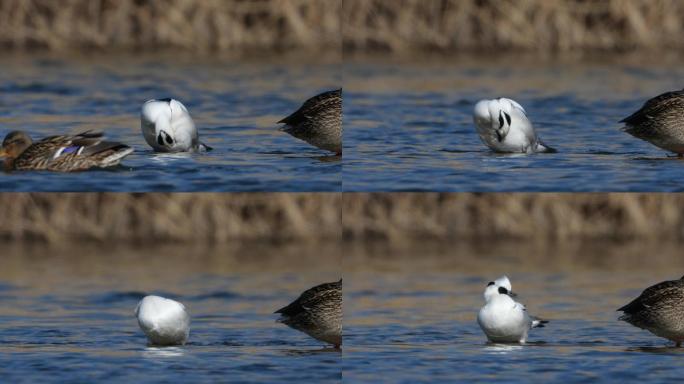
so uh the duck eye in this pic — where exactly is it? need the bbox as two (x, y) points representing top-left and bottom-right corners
(498, 287), (508, 294)
(487, 281), (495, 286)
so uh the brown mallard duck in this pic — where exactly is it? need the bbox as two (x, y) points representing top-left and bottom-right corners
(278, 89), (342, 155)
(621, 90), (684, 157)
(0, 131), (133, 172)
(618, 276), (684, 347)
(275, 279), (342, 349)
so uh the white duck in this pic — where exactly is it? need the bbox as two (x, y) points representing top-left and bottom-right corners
(141, 98), (211, 152)
(477, 275), (547, 344)
(135, 295), (190, 346)
(473, 98), (554, 154)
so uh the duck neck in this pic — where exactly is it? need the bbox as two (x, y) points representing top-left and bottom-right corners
(2, 156), (16, 171)
(489, 295), (515, 306)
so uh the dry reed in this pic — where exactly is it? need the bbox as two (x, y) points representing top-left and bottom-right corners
(3, 193), (684, 244)
(343, 0), (684, 53)
(342, 193), (684, 241)
(0, 193), (341, 243)
(2, 0), (680, 53)
(0, 0), (340, 52)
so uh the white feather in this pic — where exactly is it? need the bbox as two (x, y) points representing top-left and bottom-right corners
(477, 276), (544, 344)
(53, 147), (65, 159)
(135, 295), (190, 346)
(141, 99), (200, 152)
(473, 98), (551, 154)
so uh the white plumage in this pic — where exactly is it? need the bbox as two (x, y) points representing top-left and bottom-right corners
(473, 98), (553, 154)
(135, 295), (190, 346)
(141, 98), (210, 152)
(477, 275), (547, 344)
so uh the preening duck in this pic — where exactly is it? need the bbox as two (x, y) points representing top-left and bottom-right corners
(473, 98), (554, 154)
(135, 295), (190, 346)
(618, 276), (684, 347)
(278, 89), (342, 155)
(275, 279), (342, 348)
(141, 98), (211, 152)
(621, 90), (684, 157)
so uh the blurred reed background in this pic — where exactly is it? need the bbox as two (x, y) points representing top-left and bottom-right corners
(343, 0), (684, 54)
(0, 193), (341, 243)
(5, 193), (684, 243)
(343, 193), (684, 242)
(1, 0), (680, 53)
(0, 0), (340, 52)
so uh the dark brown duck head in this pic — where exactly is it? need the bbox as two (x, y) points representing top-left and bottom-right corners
(0, 131), (33, 166)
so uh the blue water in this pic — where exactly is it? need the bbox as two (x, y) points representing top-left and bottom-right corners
(0, 244), (341, 383)
(0, 54), (341, 191)
(343, 56), (684, 191)
(343, 242), (684, 383)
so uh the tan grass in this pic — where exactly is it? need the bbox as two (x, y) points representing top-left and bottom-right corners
(2, 0), (679, 53)
(0, 0), (340, 52)
(3, 193), (684, 244)
(342, 0), (684, 53)
(0, 193), (341, 243)
(342, 193), (684, 241)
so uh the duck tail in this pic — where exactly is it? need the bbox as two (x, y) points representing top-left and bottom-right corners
(531, 317), (549, 328)
(80, 141), (131, 156)
(535, 140), (557, 153)
(81, 142), (133, 167)
(99, 146), (134, 167)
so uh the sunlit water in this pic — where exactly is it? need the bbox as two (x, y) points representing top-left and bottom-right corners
(0, 54), (341, 192)
(344, 241), (684, 382)
(344, 55), (684, 191)
(0, 243), (341, 383)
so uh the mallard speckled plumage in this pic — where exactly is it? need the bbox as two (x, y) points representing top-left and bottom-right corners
(0, 131), (133, 172)
(621, 90), (684, 156)
(275, 279), (342, 348)
(278, 89), (342, 155)
(618, 276), (684, 346)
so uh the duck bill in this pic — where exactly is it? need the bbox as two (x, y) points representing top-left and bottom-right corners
(508, 291), (518, 298)
(0, 148), (7, 157)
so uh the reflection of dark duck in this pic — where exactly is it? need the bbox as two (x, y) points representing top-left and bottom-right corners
(621, 90), (684, 157)
(278, 89), (342, 155)
(275, 279), (342, 348)
(618, 276), (684, 347)
(0, 130), (133, 172)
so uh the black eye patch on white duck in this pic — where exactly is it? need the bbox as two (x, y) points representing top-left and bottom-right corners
(157, 131), (174, 146)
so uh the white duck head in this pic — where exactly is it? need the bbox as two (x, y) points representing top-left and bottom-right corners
(483, 275), (517, 301)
